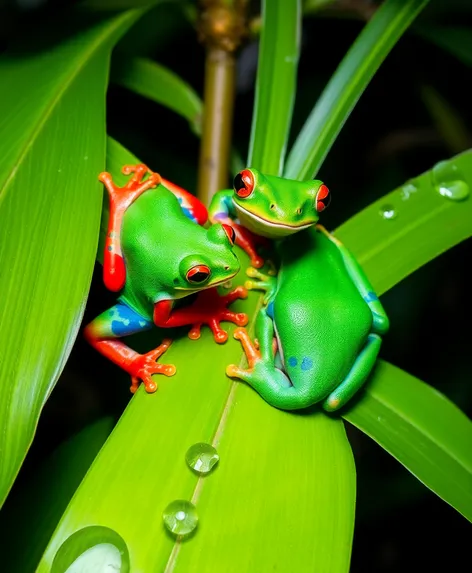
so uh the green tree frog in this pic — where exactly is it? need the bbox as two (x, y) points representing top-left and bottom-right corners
(211, 168), (389, 411)
(84, 164), (248, 394)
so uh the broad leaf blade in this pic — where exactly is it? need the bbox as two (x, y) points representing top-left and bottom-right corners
(37, 140), (356, 573)
(335, 149), (472, 295)
(284, 0), (430, 180)
(0, 8), (142, 507)
(111, 55), (202, 133)
(247, 0), (301, 175)
(334, 150), (472, 519)
(343, 361), (472, 521)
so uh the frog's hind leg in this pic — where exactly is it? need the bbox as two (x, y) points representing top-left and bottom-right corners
(322, 333), (382, 412)
(84, 302), (175, 394)
(316, 225), (389, 335)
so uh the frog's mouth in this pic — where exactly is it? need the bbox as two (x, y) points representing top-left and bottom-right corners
(234, 203), (314, 238)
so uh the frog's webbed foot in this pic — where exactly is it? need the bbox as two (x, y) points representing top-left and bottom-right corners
(245, 267), (277, 305)
(129, 340), (176, 394)
(99, 164), (162, 292)
(175, 286), (249, 344)
(226, 327), (262, 379)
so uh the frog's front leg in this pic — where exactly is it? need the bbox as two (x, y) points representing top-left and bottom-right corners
(209, 189), (268, 268)
(84, 303), (175, 394)
(244, 267), (278, 306)
(153, 287), (249, 344)
(316, 225), (390, 335)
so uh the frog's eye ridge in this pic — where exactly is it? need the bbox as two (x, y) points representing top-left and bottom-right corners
(315, 184), (331, 212)
(233, 169), (254, 198)
(187, 265), (211, 284)
(222, 224), (236, 245)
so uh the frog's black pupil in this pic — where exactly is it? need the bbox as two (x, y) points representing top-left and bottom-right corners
(323, 193), (331, 208)
(189, 271), (208, 283)
(230, 228), (236, 243)
(233, 173), (244, 191)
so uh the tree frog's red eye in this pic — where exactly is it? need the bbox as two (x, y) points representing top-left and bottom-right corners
(187, 265), (211, 284)
(315, 184), (331, 212)
(222, 224), (236, 245)
(233, 169), (254, 198)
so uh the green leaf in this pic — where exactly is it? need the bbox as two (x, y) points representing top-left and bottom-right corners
(334, 150), (472, 519)
(0, 418), (114, 573)
(37, 140), (356, 573)
(111, 55), (202, 134)
(415, 25), (472, 67)
(109, 58), (244, 174)
(343, 361), (472, 522)
(0, 8), (143, 507)
(247, 0), (302, 175)
(284, 0), (430, 181)
(334, 149), (472, 295)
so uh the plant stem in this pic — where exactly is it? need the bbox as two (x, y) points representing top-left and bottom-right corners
(196, 0), (248, 205)
(197, 47), (236, 205)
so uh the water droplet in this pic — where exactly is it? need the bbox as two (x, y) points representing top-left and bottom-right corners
(163, 500), (198, 536)
(400, 181), (418, 201)
(186, 442), (219, 475)
(380, 205), (397, 220)
(432, 160), (470, 202)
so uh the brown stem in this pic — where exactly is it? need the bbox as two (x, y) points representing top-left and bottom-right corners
(196, 0), (248, 206)
(197, 48), (236, 206)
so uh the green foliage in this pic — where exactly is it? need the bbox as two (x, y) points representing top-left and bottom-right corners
(284, 0), (430, 180)
(0, 7), (142, 507)
(0, 0), (471, 571)
(344, 361), (472, 521)
(247, 0), (301, 175)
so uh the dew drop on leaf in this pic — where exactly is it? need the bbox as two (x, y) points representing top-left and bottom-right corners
(380, 205), (397, 220)
(186, 442), (219, 475)
(163, 500), (198, 536)
(432, 160), (470, 201)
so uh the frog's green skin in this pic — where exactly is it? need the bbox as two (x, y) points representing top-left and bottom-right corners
(209, 168), (330, 266)
(84, 165), (247, 394)
(228, 226), (389, 411)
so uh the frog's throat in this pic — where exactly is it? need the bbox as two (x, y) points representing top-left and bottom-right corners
(174, 271), (238, 292)
(234, 202), (313, 232)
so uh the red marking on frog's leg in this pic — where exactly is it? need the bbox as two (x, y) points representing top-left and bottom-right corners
(99, 165), (162, 292)
(161, 177), (208, 226)
(153, 288), (248, 344)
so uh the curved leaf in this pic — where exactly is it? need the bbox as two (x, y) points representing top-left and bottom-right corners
(334, 149), (472, 519)
(37, 140), (356, 573)
(284, 0), (430, 180)
(111, 55), (202, 133)
(0, 7), (143, 507)
(0, 418), (114, 573)
(335, 149), (472, 295)
(343, 361), (472, 522)
(109, 58), (244, 174)
(247, 0), (301, 175)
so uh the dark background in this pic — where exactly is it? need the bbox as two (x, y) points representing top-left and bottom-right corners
(0, 0), (471, 571)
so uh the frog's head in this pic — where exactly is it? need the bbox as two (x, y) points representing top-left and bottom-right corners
(173, 224), (240, 294)
(231, 168), (330, 239)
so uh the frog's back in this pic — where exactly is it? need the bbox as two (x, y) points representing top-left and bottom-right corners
(275, 229), (372, 393)
(119, 187), (202, 316)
